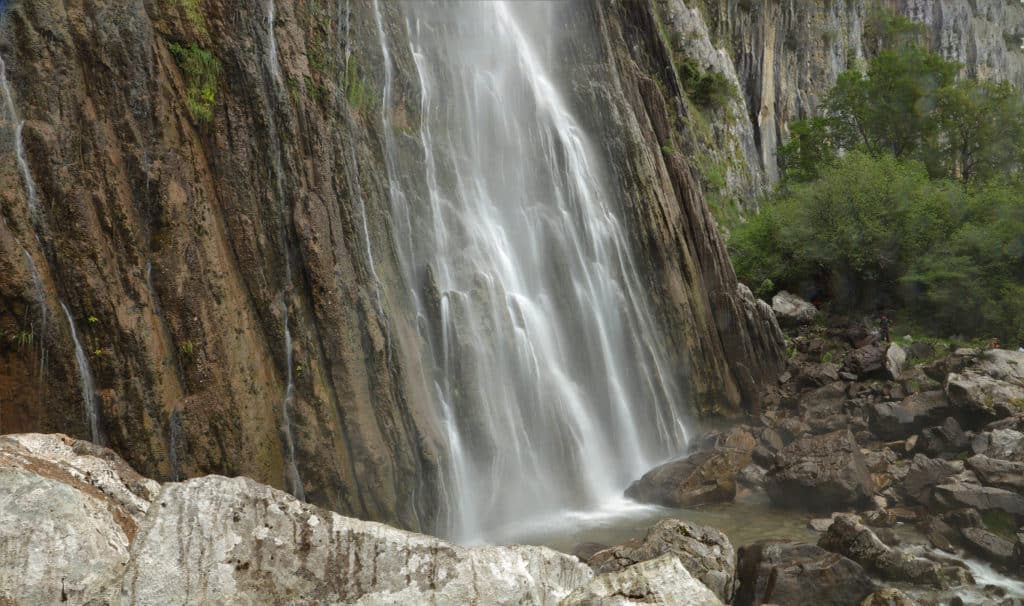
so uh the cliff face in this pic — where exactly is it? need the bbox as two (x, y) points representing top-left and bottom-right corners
(672, 0), (1024, 204)
(0, 0), (788, 531)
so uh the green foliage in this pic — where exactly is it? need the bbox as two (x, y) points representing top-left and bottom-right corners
(168, 42), (221, 123)
(345, 55), (377, 117)
(778, 117), (837, 182)
(863, 8), (926, 56)
(86, 315), (99, 325)
(732, 152), (1024, 342)
(178, 340), (195, 360)
(167, 0), (207, 36)
(677, 56), (735, 110)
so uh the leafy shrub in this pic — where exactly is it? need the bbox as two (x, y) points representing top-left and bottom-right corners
(169, 42), (221, 123)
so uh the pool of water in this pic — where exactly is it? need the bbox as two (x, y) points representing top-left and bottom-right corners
(487, 489), (1024, 603)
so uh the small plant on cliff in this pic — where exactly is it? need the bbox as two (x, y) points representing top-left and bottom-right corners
(166, 0), (208, 37)
(168, 42), (221, 123)
(345, 55), (377, 117)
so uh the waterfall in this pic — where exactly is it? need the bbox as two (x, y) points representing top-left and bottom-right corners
(263, 0), (304, 501)
(0, 54), (38, 213)
(21, 248), (47, 383)
(376, 2), (690, 542)
(60, 303), (102, 445)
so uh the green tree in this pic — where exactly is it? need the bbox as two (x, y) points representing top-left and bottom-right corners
(935, 80), (1024, 182)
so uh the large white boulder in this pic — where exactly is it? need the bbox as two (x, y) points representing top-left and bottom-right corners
(771, 291), (817, 326)
(562, 554), (724, 605)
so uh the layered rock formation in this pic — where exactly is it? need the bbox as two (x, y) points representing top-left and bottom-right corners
(0, 0), (785, 531)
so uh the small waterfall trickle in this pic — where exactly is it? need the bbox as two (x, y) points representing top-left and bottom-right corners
(376, 2), (691, 542)
(21, 248), (47, 383)
(263, 0), (304, 501)
(0, 54), (38, 213)
(60, 303), (102, 445)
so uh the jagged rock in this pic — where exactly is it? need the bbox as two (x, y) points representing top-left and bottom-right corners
(923, 348), (981, 382)
(859, 588), (919, 606)
(587, 519), (736, 602)
(845, 343), (889, 380)
(573, 542), (610, 562)
(862, 448), (897, 474)
(870, 391), (950, 441)
(946, 372), (1024, 427)
(627, 431), (755, 507)
(817, 514), (963, 588)
(897, 455), (963, 506)
(933, 472), (1024, 515)
(766, 429), (873, 510)
(773, 291), (817, 326)
(733, 541), (875, 606)
(906, 342), (936, 362)
(966, 455), (1024, 491)
(885, 343), (907, 380)
(796, 364), (842, 390)
(971, 429), (1024, 461)
(961, 527), (1017, 566)
(776, 417), (812, 443)
(917, 417), (970, 458)
(0, 434), (597, 605)
(738, 463), (768, 489)
(563, 554), (724, 606)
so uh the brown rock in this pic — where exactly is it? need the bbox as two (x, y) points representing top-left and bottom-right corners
(766, 430), (873, 511)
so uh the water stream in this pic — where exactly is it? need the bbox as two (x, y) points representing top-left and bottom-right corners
(60, 302), (102, 445)
(377, 1), (690, 543)
(264, 0), (304, 501)
(0, 54), (38, 213)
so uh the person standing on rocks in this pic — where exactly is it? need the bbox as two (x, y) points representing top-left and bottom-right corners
(879, 313), (891, 342)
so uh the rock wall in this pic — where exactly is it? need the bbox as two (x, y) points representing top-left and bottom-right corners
(0, 0), (785, 531)
(676, 0), (1024, 200)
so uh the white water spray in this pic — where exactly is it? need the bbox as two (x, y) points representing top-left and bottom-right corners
(376, 2), (690, 542)
(60, 303), (102, 445)
(0, 54), (37, 213)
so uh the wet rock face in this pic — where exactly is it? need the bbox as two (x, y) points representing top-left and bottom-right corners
(0, 0), (789, 529)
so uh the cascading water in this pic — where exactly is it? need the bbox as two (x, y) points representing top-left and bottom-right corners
(22, 248), (46, 383)
(60, 303), (102, 445)
(0, 54), (37, 213)
(263, 0), (304, 501)
(377, 2), (690, 542)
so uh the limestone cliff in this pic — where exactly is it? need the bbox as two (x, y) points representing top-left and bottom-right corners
(668, 0), (1024, 207)
(0, 0), (785, 531)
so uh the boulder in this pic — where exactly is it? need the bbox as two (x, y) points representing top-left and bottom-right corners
(885, 343), (907, 380)
(572, 542), (610, 561)
(0, 434), (596, 605)
(817, 514), (963, 588)
(946, 371), (1024, 427)
(971, 429), (1024, 461)
(869, 391), (950, 441)
(896, 455), (962, 506)
(0, 434), (160, 605)
(933, 472), (1024, 516)
(766, 429), (873, 510)
(773, 291), (817, 327)
(587, 519), (736, 602)
(734, 541), (875, 606)
(796, 363), (842, 390)
(960, 527), (1017, 566)
(906, 341), (936, 362)
(845, 343), (889, 380)
(563, 554), (723, 606)
(859, 588), (919, 606)
(917, 417), (970, 458)
(966, 455), (1024, 491)
(626, 432), (754, 508)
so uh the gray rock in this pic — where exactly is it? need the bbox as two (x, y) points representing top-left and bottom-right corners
(870, 391), (950, 441)
(0, 434), (597, 605)
(934, 472), (1024, 515)
(961, 527), (1016, 566)
(859, 588), (919, 606)
(563, 554), (723, 606)
(946, 371), (1024, 427)
(917, 417), (970, 457)
(0, 434), (160, 606)
(773, 291), (817, 326)
(886, 343), (907, 380)
(897, 455), (963, 506)
(966, 455), (1024, 491)
(587, 519), (736, 602)
(972, 429), (1024, 461)
(796, 364), (842, 390)
(766, 429), (873, 510)
(734, 541), (875, 606)
(817, 514), (962, 588)
(845, 343), (889, 379)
